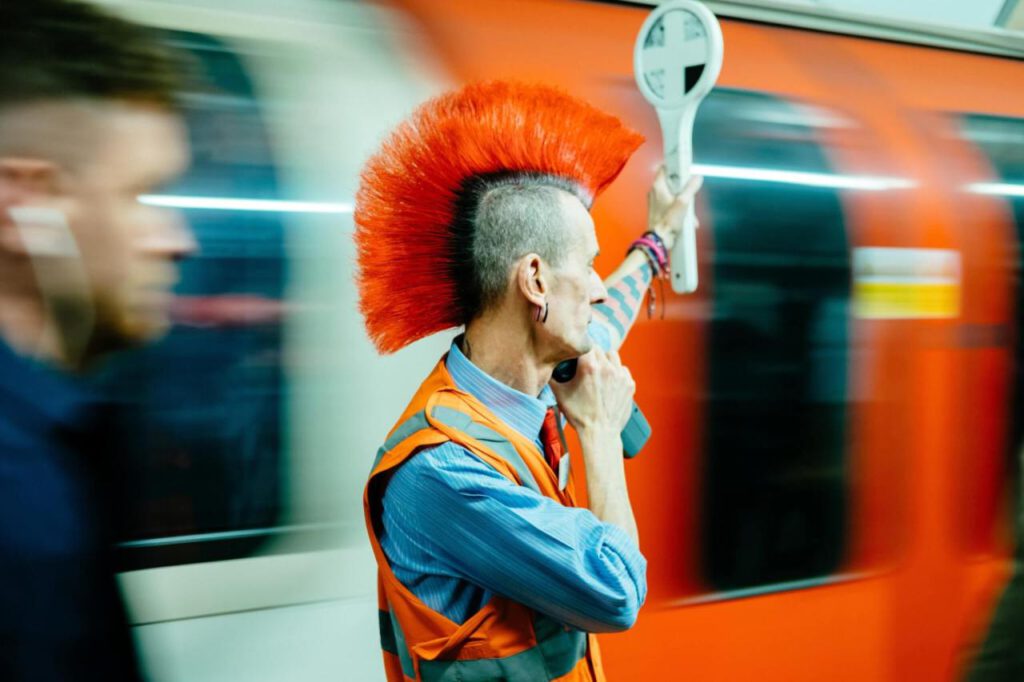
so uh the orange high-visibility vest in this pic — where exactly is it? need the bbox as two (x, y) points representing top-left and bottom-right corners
(363, 357), (607, 682)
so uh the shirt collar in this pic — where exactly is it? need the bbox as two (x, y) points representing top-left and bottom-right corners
(0, 338), (100, 432)
(446, 336), (555, 443)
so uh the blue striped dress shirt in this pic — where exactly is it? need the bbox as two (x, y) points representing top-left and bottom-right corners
(379, 326), (647, 633)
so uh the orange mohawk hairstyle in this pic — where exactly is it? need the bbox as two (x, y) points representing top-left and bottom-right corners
(355, 81), (644, 354)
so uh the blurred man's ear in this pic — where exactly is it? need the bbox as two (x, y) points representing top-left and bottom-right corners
(0, 157), (59, 200)
(0, 157), (61, 255)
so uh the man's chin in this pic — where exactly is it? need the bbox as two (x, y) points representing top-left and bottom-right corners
(128, 315), (172, 344)
(555, 335), (592, 363)
(575, 335), (594, 356)
(110, 308), (173, 347)
(545, 329), (594, 366)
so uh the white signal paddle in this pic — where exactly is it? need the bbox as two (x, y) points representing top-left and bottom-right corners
(634, 0), (723, 293)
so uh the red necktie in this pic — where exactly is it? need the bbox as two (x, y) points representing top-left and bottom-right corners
(540, 407), (563, 472)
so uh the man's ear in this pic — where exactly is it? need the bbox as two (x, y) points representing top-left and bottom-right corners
(0, 157), (60, 200)
(0, 157), (62, 255)
(515, 253), (549, 307)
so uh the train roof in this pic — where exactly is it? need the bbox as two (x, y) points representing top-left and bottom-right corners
(615, 0), (1024, 60)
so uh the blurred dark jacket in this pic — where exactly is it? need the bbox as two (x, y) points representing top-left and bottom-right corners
(0, 340), (141, 681)
(967, 564), (1024, 682)
(965, 470), (1024, 682)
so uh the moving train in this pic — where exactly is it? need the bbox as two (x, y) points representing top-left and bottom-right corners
(91, 0), (1024, 679)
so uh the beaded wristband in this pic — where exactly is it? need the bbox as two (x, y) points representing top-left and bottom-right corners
(631, 236), (668, 272)
(629, 241), (661, 277)
(643, 230), (667, 252)
(627, 232), (671, 320)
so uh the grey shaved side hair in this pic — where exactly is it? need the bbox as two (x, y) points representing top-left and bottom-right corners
(467, 174), (590, 317)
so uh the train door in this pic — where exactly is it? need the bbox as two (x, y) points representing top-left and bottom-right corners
(948, 112), (1024, 673)
(832, 36), (1024, 679)
(957, 113), (1024, 547)
(602, 83), (908, 682)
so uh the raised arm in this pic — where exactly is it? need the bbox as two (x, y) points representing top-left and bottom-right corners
(592, 171), (703, 351)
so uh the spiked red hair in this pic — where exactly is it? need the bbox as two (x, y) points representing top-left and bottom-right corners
(354, 81), (644, 354)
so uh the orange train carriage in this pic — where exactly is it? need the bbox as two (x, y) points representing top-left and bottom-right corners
(385, 1), (1024, 680)
(101, 1), (1024, 680)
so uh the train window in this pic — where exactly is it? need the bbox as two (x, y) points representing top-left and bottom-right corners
(696, 90), (851, 592)
(105, 32), (298, 569)
(959, 114), (1024, 539)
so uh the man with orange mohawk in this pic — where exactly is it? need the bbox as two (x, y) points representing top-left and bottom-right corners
(358, 81), (700, 681)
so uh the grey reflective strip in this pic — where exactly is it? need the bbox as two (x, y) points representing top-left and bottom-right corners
(533, 615), (588, 679)
(419, 646), (548, 682)
(417, 615), (587, 682)
(431, 406), (541, 494)
(430, 404), (473, 431)
(463, 422), (542, 495)
(370, 446), (388, 474)
(373, 410), (430, 470)
(379, 610), (416, 679)
(379, 610), (398, 655)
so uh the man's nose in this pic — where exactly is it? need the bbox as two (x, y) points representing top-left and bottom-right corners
(589, 271), (607, 305)
(143, 209), (196, 261)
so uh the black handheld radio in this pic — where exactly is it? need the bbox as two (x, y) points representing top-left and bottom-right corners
(552, 358), (650, 458)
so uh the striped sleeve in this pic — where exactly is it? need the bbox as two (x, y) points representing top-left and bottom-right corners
(380, 443), (648, 633)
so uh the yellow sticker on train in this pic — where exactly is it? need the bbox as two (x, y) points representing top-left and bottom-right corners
(852, 248), (961, 319)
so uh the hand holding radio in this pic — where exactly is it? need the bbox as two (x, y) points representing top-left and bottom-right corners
(552, 351), (651, 458)
(551, 348), (636, 437)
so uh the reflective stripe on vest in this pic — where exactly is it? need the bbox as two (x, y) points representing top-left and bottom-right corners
(379, 610), (587, 682)
(373, 404), (542, 494)
(380, 609), (416, 679)
(372, 410), (431, 471)
(429, 405), (541, 494)
(371, 376), (593, 681)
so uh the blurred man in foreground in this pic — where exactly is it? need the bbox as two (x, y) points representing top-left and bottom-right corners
(0, 1), (193, 679)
